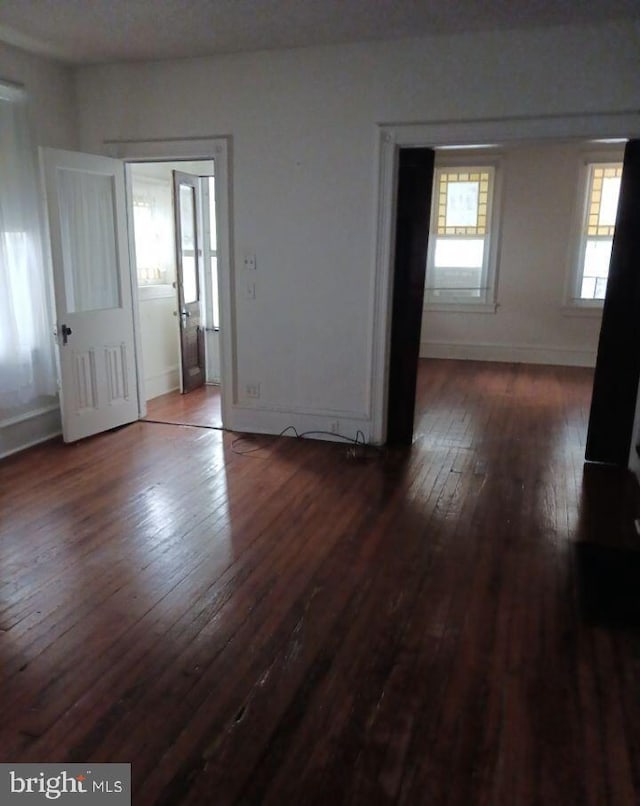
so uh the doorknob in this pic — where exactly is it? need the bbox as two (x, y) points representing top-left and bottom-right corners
(60, 324), (72, 345)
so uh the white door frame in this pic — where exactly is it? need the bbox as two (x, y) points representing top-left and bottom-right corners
(371, 111), (640, 444)
(105, 137), (234, 427)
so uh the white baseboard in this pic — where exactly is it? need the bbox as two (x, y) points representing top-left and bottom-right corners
(145, 367), (180, 401)
(0, 405), (62, 459)
(420, 340), (596, 367)
(227, 405), (373, 444)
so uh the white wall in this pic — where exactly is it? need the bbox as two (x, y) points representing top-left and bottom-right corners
(0, 42), (77, 457)
(0, 42), (77, 149)
(421, 141), (625, 366)
(18, 21), (615, 442)
(74, 20), (639, 441)
(138, 293), (180, 398)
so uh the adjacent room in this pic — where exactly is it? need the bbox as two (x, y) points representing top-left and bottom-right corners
(1, 2), (640, 803)
(130, 159), (223, 429)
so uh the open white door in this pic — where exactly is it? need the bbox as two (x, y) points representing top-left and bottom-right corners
(42, 148), (139, 442)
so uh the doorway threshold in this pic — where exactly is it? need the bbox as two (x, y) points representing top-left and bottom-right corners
(142, 385), (222, 430)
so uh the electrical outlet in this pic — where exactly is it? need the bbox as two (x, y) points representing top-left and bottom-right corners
(329, 420), (340, 434)
(246, 383), (261, 399)
(244, 280), (256, 300)
(243, 254), (256, 271)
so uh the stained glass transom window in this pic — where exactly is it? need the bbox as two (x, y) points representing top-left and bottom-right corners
(436, 169), (491, 236)
(586, 164), (622, 237)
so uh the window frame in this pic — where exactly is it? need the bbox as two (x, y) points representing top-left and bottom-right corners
(130, 174), (175, 293)
(203, 175), (220, 331)
(564, 148), (624, 313)
(424, 154), (502, 313)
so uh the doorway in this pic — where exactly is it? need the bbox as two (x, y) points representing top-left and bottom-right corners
(128, 159), (223, 429)
(379, 129), (637, 454)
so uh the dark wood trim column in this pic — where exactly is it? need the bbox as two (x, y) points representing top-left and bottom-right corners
(586, 139), (640, 466)
(386, 147), (435, 445)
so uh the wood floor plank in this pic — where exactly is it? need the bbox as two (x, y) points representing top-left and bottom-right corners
(1, 359), (639, 805)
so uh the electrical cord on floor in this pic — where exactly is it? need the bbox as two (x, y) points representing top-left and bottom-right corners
(141, 418), (225, 431)
(230, 425), (383, 460)
(142, 418), (268, 456)
(141, 418), (383, 460)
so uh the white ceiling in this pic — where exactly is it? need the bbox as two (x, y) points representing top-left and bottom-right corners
(0, 0), (638, 65)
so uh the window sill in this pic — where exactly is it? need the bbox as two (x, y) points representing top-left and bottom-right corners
(424, 301), (498, 314)
(0, 399), (59, 428)
(138, 284), (175, 301)
(561, 304), (604, 318)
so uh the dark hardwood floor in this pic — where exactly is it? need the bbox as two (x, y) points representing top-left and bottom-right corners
(144, 383), (222, 429)
(1, 359), (640, 805)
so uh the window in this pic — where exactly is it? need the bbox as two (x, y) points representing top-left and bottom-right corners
(570, 161), (622, 304)
(425, 163), (500, 309)
(131, 177), (174, 287)
(0, 82), (56, 412)
(207, 176), (220, 329)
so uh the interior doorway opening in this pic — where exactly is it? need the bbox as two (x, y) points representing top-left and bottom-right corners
(385, 136), (631, 461)
(128, 159), (223, 429)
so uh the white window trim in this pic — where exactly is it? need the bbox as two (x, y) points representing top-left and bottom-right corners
(201, 176), (220, 331)
(426, 301), (499, 314)
(563, 147), (625, 311)
(424, 154), (502, 312)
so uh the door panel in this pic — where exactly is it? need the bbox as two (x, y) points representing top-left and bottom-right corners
(173, 171), (205, 393)
(42, 148), (139, 442)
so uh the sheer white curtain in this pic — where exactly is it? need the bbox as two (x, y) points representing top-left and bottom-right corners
(58, 170), (121, 313)
(0, 82), (56, 412)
